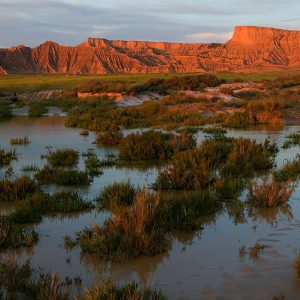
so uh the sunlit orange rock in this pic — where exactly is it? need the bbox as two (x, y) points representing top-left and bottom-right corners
(1, 26), (300, 74)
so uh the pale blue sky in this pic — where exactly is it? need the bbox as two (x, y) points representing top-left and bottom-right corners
(0, 0), (299, 47)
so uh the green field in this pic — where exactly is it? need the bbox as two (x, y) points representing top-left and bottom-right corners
(0, 71), (299, 93)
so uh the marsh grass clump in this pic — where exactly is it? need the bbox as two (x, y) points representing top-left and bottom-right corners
(78, 189), (170, 261)
(248, 176), (295, 208)
(0, 258), (32, 299)
(273, 156), (300, 182)
(156, 136), (275, 190)
(272, 294), (286, 300)
(0, 147), (17, 168)
(45, 148), (79, 167)
(0, 258), (69, 300)
(64, 235), (77, 250)
(96, 128), (124, 146)
(0, 176), (41, 202)
(294, 252), (300, 279)
(239, 243), (265, 260)
(249, 242), (265, 259)
(22, 164), (39, 173)
(30, 190), (94, 214)
(0, 216), (38, 249)
(282, 131), (300, 149)
(80, 129), (89, 136)
(222, 111), (256, 128)
(159, 191), (221, 231)
(0, 101), (13, 120)
(221, 138), (278, 177)
(119, 130), (195, 161)
(213, 177), (246, 200)
(83, 149), (103, 177)
(202, 127), (227, 139)
(9, 191), (94, 225)
(97, 181), (136, 209)
(35, 165), (90, 186)
(29, 102), (48, 117)
(10, 135), (30, 145)
(76, 279), (167, 300)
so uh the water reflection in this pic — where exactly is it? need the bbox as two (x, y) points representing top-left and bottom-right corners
(2, 117), (300, 299)
(81, 251), (169, 286)
(247, 204), (294, 228)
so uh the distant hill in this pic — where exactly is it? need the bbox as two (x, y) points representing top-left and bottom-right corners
(1, 26), (300, 74)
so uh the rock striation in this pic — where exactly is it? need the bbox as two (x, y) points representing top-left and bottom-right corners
(1, 26), (300, 74)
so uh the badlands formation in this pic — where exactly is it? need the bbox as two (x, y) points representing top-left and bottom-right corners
(1, 26), (300, 74)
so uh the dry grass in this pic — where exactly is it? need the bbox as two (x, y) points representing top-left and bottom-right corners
(247, 176), (295, 208)
(78, 189), (169, 261)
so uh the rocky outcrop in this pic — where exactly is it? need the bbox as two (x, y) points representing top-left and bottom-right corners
(1, 26), (300, 74)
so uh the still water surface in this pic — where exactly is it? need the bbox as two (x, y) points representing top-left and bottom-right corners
(1, 117), (300, 299)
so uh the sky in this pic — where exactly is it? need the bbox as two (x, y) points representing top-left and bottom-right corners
(0, 0), (300, 48)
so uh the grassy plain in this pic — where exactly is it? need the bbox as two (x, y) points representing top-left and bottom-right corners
(1, 71), (299, 93)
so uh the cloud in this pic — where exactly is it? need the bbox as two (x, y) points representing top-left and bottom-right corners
(0, 0), (299, 47)
(185, 31), (233, 43)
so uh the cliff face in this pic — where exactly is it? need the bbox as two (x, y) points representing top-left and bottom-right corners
(1, 26), (300, 74)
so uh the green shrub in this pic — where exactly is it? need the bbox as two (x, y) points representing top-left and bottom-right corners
(9, 191), (94, 225)
(0, 258), (69, 300)
(46, 148), (79, 167)
(294, 252), (300, 279)
(35, 165), (90, 186)
(282, 131), (300, 149)
(78, 189), (170, 261)
(10, 135), (31, 145)
(96, 129), (124, 146)
(76, 279), (167, 300)
(159, 191), (221, 231)
(247, 176), (295, 208)
(97, 181), (136, 209)
(222, 111), (256, 128)
(273, 156), (300, 182)
(0, 216), (38, 249)
(156, 137), (277, 190)
(28, 102), (48, 117)
(0, 176), (41, 202)
(119, 130), (195, 161)
(83, 149), (103, 177)
(0, 147), (17, 168)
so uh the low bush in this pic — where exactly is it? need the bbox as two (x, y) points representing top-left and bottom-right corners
(45, 148), (79, 167)
(35, 165), (90, 186)
(10, 135), (30, 145)
(159, 191), (221, 231)
(222, 111), (256, 128)
(273, 156), (300, 182)
(119, 130), (195, 161)
(76, 279), (167, 300)
(97, 181), (136, 209)
(0, 102), (13, 120)
(0, 258), (69, 300)
(0, 216), (38, 249)
(0, 176), (41, 202)
(294, 252), (300, 279)
(156, 137), (277, 190)
(0, 147), (17, 168)
(83, 149), (103, 177)
(10, 191), (94, 225)
(247, 176), (295, 208)
(96, 128), (124, 146)
(282, 131), (300, 149)
(28, 102), (48, 117)
(78, 189), (170, 261)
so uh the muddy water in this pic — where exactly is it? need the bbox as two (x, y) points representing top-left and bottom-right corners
(1, 117), (300, 299)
